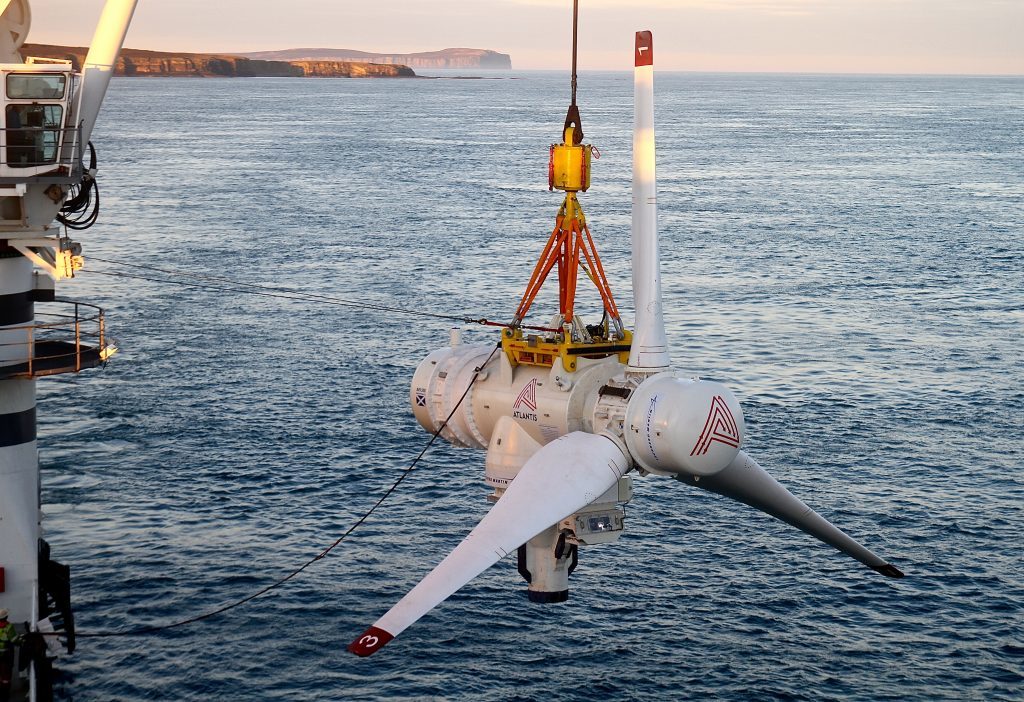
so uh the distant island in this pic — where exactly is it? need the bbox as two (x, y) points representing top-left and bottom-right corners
(241, 48), (512, 70)
(18, 45), (512, 78)
(20, 44), (416, 78)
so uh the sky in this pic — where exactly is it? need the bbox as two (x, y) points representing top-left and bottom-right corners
(27, 0), (1024, 75)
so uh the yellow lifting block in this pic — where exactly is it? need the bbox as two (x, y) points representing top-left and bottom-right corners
(548, 126), (593, 192)
(549, 143), (592, 192)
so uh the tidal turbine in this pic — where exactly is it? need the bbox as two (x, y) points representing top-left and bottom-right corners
(349, 29), (902, 658)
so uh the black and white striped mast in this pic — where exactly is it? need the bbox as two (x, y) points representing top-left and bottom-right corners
(0, 1), (135, 697)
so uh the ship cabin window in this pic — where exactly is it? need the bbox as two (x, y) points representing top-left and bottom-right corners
(3, 72), (68, 168)
(6, 73), (67, 100)
(4, 103), (64, 167)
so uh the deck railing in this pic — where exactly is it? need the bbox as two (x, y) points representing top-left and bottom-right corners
(0, 299), (110, 379)
(0, 125), (83, 183)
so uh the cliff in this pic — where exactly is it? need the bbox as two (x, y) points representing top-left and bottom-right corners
(241, 47), (512, 69)
(19, 44), (415, 78)
(290, 61), (414, 77)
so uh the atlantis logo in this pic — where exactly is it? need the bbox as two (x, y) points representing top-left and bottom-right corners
(512, 378), (539, 422)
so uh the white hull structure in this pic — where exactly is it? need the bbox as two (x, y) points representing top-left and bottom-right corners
(0, 1), (135, 698)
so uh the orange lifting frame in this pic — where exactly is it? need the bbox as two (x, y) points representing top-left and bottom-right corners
(513, 191), (622, 328)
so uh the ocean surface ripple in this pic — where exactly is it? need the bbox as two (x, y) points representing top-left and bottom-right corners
(36, 71), (1023, 701)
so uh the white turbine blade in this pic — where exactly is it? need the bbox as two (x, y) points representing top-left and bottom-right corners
(629, 30), (671, 372)
(677, 450), (904, 578)
(348, 432), (631, 656)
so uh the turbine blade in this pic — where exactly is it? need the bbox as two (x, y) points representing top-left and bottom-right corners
(629, 29), (671, 372)
(348, 432), (631, 656)
(677, 450), (904, 578)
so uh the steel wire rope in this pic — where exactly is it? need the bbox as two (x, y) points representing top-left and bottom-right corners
(83, 267), (478, 325)
(80, 257), (559, 331)
(66, 344), (501, 639)
(88, 256), (469, 317)
(53, 251), (548, 637)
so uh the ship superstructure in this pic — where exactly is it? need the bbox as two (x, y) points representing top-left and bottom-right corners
(0, 1), (135, 698)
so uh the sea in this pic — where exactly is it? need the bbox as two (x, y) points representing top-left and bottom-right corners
(35, 70), (1022, 700)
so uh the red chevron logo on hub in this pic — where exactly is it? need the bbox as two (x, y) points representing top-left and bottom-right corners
(690, 395), (740, 456)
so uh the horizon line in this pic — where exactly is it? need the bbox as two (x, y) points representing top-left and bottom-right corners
(23, 40), (1022, 78)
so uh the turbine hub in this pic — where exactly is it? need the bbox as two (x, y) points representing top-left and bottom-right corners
(624, 373), (745, 477)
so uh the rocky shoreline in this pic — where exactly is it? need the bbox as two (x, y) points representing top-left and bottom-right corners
(20, 44), (416, 78)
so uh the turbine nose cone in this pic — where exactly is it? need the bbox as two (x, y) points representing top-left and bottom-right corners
(624, 374), (745, 477)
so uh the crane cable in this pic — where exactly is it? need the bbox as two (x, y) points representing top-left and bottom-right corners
(67, 344), (501, 639)
(563, 0), (584, 144)
(571, 0), (579, 107)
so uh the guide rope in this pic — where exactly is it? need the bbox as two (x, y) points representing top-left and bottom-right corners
(66, 344), (501, 639)
(41, 1), (575, 641)
(82, 257), (558, 332)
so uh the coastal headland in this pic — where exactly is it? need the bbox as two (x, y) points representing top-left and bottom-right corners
(19, 44), (418, 78)
(19, 45), (512, 78)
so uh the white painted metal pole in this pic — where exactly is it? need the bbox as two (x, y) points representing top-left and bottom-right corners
(77, 0), (138, 146)
(628, 30), (671, 373)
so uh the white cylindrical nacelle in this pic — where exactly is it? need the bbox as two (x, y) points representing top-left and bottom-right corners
(411, 343), (624, 451)
(411, 343), (493, 448)
(629, 30), (670, 373)
(624, 373), (745, 477)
